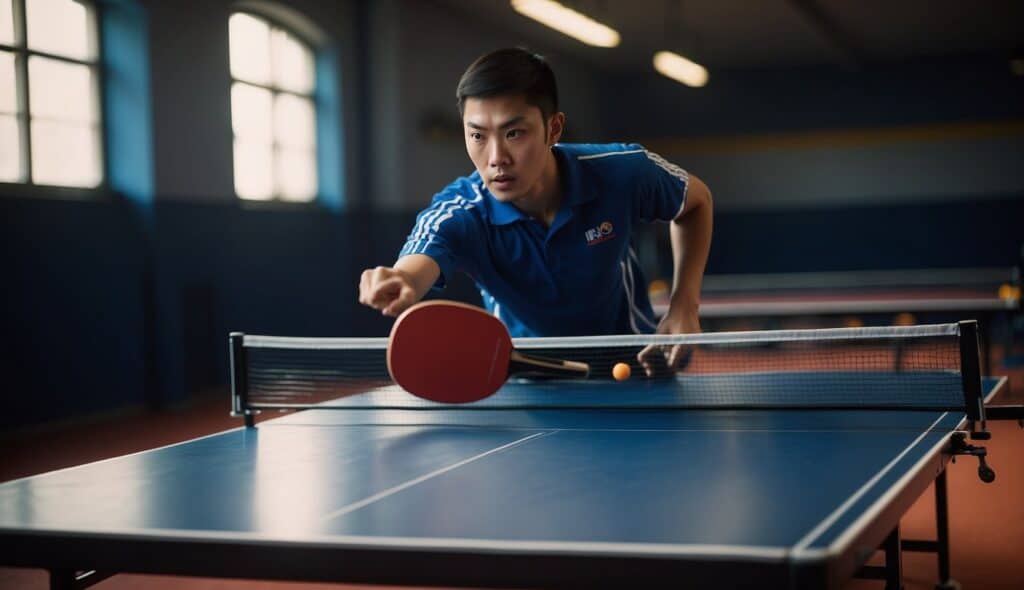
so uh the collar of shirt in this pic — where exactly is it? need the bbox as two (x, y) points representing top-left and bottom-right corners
(479, 144), (600, 226)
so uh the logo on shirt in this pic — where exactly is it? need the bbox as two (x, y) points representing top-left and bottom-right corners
(584, 221), (616, 246)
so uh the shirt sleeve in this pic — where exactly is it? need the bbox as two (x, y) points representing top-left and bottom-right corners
(397, 196), (476, 291)
(633, 148), (689, 223)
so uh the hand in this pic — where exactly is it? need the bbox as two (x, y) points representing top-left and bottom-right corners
(637, 303), (701, 377)
(358, 266), (418, 317)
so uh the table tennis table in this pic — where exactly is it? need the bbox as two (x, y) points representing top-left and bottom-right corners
(694, 267), (1019, 317)
(0, 322), (1016, 590)
(653, 266), (1022, 374)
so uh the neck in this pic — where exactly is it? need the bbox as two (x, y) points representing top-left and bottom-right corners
(516, 149), (561, 227)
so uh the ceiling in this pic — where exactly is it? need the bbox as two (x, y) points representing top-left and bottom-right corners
(434, 0), (1024, 72)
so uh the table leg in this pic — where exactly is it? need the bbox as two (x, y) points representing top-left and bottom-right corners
(883, 526), (903, 590)
(934, 470), (962, 590)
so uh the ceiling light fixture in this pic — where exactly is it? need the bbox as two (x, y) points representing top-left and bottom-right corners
(510, 0), (620, 48)
(653, 50), (708, 87)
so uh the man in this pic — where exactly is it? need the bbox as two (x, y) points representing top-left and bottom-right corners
(359, 48), (712, 374)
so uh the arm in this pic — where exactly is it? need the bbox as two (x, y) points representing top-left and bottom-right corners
(638, 174), (713, 374)
(358, 254), (441, 317)
(360, 192), (472, 318)
(665, 173), (713, 330)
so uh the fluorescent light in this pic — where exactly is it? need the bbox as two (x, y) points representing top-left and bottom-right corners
(511, 0), (620, 48)
(653, 51), (708, 87)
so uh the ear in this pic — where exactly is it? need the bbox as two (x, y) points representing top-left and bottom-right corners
(547, 112), (565, 146)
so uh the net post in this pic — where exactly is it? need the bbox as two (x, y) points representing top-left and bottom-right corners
(958, 320), (985, 429)
(229, 332), (255, 428)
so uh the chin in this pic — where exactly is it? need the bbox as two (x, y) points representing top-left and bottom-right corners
(488, 187), (521, 202)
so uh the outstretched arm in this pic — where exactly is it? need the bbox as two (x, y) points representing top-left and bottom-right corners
(358, 254), (441, 317)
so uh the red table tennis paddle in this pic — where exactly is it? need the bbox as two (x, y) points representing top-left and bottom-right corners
(387, 300), (590, 403)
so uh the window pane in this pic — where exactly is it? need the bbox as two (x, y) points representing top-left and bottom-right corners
(231, 82), (272, 142)
(0, 51), (16, 113)
(274, 93), (315, 149)
(0, 0), (13, 45)
(31, 120), (101, 187)
(276, 148), (316, 202)
(29, 57), (94, 122)
(229, 13), (270, 85)
(234, 139), (273, 200)
(0, 114), (23, 182)
(27, 0), (94, 60)
(271, 29), (314, 94)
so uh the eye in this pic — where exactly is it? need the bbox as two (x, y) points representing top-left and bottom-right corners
(469, 132), (484, 142)
(506, 129), (522, 139)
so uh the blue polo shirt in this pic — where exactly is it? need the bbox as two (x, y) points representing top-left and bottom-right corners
(397, 143), (689, 337)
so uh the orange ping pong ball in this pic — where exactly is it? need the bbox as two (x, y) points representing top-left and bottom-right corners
(612, 362), (631, 381)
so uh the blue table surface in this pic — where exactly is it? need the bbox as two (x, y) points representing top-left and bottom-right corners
(0, 375), (1006, 564)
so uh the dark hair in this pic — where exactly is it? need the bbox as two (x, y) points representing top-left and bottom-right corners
(456, 48), (559, 121)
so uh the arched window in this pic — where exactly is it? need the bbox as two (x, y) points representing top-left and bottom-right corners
(229, 11), (317, 202)
(1, 0), (103, 188)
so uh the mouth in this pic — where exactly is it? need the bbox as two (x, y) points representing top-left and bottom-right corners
(491, 175), (516, 191)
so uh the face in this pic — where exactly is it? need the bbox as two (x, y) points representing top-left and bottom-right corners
(462, 94), (563, 204)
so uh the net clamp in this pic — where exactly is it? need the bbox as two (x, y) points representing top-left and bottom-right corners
(949, 432), (995, 483)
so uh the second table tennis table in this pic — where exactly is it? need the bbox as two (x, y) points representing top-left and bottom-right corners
(653, 266), (1022, 374)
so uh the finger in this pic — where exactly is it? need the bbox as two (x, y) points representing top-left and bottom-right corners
(371, 266), (394, 284)
(382, 285), (417, 317)
(636, 345), (656, 377)
(368, 276), (406, 307)
(360, 268), (394, 306)
(666, 345), (686, 369)
(358, 270), (373, 305)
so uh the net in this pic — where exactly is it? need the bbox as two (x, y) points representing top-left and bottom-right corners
(233, 323), (975, 412)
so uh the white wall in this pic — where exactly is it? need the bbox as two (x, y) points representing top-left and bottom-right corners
(367, 0), (606, 211)
(139, 0), (362, 203)
(135, 0), (605, 211)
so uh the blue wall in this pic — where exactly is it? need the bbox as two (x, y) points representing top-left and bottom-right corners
(600, 54), (1024, 215)
(603, 55), (1024, 138)
(1, 197), (149, 428)
(0, 192), (499, 430)
(640, 195), (1023, 278)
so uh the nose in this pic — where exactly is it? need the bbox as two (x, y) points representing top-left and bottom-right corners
(487, 139), (510, 168)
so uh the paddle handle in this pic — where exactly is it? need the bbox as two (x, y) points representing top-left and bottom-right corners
(509, 350), (590, 378)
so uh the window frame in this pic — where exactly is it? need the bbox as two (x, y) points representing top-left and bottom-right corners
(0, 0), (110, 199)
(228, 9), (320, 206)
